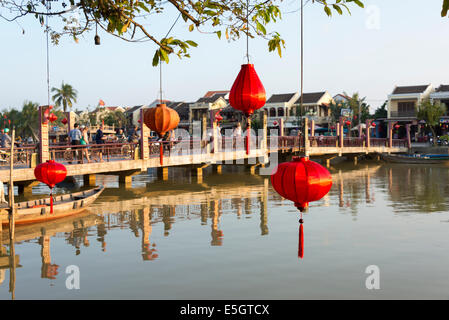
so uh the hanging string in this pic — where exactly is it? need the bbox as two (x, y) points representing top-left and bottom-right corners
(158, 13), (181, 103)
(46, 1), (50, 106)
(246, 0), (250, 64)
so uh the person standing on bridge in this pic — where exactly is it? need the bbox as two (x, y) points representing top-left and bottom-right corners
(69, 123), (83, 163)
(95, 124), (107, 162)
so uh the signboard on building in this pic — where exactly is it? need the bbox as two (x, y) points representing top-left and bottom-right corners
(341, 108), (353, 117)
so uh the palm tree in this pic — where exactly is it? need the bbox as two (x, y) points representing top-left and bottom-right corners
(51, 82), (78, 112)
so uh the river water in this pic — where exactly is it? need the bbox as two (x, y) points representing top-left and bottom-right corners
(1, 161), (449, 299)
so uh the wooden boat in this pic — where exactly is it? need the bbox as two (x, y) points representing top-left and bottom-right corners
(381, 153), (449, 164)
(0, 186), (104, 226)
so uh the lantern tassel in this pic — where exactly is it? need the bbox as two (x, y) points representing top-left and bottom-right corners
(246, 117), (251, 155)
(50, 188), (53, 214)
(298, 218), (304, 259)
(160, 142), (164, 166)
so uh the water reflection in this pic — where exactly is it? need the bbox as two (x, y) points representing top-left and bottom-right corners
(2, 162), (449, 298)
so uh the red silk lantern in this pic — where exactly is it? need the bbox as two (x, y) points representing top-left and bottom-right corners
(229, 64), (266, 117)
(371, 122), (377, 128)
(34, 160), (67, 214)
(229, 64), (266, 155)
(144, 104), (180, 138)
(143, 104), (180, 165)
(48, 113), (57, 123)
(345, 121), (351, 126)
(271, 157), (332, 212)
(43, 105), (53, 124)
(271, 156), (332, 260)
(395, 124), (400, 129)
(61, 118), (68, 125)
(215, 112), (223, 122)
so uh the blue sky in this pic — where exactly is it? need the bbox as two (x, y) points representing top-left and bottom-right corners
(1, 0), (449, 112)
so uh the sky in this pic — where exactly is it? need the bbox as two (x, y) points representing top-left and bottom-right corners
(1, 0), (449, 113)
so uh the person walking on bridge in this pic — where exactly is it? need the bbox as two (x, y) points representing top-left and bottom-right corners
(69, 123), (82, 163)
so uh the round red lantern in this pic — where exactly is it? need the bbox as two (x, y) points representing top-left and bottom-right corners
(229, 64), (266, 117)
(61, 118), (68, 125)
(271, 156), (332, 260)
(48, 113), (57, 123)
(371, 122), (377, 128)
(345, 121), (351, 126)
(215, 112), (223, 122)
(143, 103), (180, 165)
(43, 105), (53, 124)
(229, 64), (266, 155)
(143, 103), (180, 138)
(395, 124), (400, 129)
(271, 157), (332, 212)
(34, 160), (67, 213)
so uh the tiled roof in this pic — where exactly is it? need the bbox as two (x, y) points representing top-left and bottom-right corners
(167, 101), (191, 120)
(196, 93), (227, 103)
(295, 92), (326, 104)
(204, 91), (229, 98)
(125, 105), (143, 113)
(436, 85), (449, 92)
(392, 85), (430, 94)
(266, 93), (297, 104)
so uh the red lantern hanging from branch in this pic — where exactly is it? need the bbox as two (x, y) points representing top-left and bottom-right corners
(34, 160), (67, 214)
(229, 64), (266, 155)
(345, 121), (351, 126)
(61, 118), (68, 125)
(143, 103), (180, 165)
(395, 124), (400, 129)
(371, 122), (377, 128)
(271, 157), (332, 259)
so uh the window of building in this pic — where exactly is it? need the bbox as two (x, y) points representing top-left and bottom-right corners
(278, 108), (285, 117)
(398, 102), (415, 113)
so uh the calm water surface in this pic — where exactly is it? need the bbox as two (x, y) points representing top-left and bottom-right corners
(1, 161), (449, 299)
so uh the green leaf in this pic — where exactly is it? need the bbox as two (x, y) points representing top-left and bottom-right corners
(188, 24), (194, 32)
(216, 30), (221, 39)
(442, 0), (449, 17)
(256, 21), (267, 35)
(324, 6), (332, 17)
(160, 48), (169, 64)
(185, 40), (198, 47)
(152, 51), (159, 67)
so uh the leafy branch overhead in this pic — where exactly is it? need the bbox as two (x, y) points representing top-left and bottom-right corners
(2, 0), (364, 66)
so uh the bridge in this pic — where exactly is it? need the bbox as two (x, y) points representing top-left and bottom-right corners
(0, 109), (408, 193)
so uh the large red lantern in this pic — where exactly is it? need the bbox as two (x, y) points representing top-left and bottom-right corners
(34, 160), (67, 214)
(143, 103), (180, 165)
(143, 104), (180, 138)
(229, 64), (266, 155)
(271, 157), (332, 212)
(271, 157), (332, 259)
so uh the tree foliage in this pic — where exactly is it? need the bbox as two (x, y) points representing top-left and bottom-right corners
(51, 82), (78, 112)
(418, 99), (446, 144)
(0, 0), (364, 66)
(373, 101), (387, 119)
